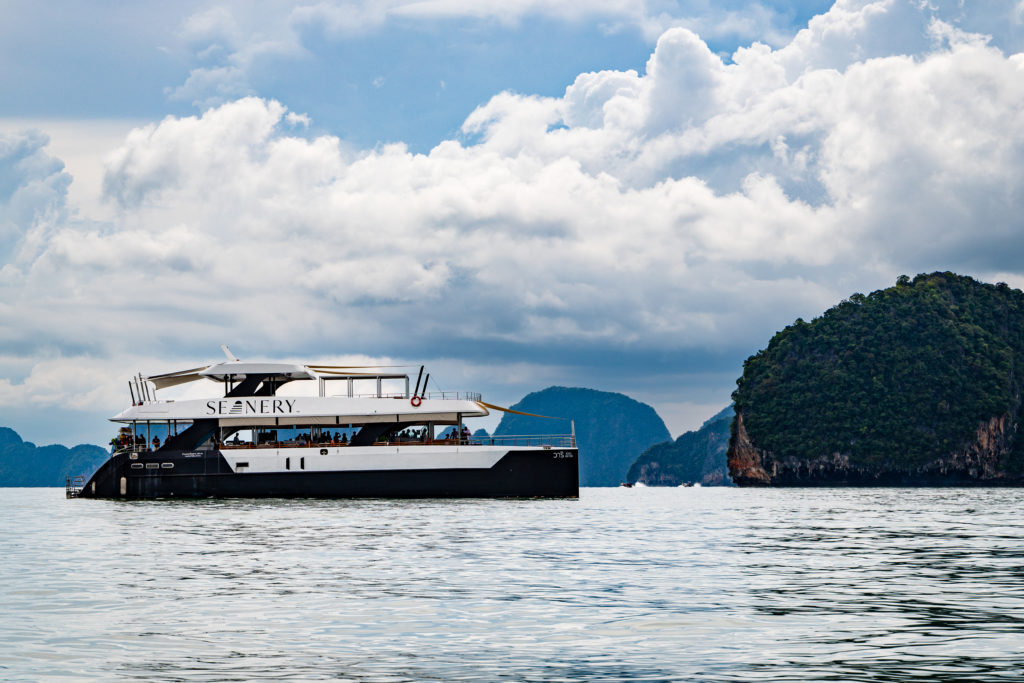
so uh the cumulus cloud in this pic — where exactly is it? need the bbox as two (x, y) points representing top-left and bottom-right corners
(0, 131), (70, 265)
(5, 0), (1024, 439)
(0, 357), (128, 411)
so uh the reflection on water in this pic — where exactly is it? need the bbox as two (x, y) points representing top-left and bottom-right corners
(1, 488), (1022, 681)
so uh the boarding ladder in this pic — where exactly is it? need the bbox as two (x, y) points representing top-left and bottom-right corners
(65, 475), (85, 499)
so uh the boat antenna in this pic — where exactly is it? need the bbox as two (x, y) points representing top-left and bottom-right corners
(128, 381), (136, 406)
(221, 344), (239, 361)
(420, 373), (429, 398)
(413, 365), (424, 397)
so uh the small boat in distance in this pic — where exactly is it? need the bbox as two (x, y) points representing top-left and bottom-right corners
(71, 352), (578, 500)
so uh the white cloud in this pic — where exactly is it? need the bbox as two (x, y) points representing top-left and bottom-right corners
(0, 357), (129, 411)
(0, 119), (146, 223)
(0, 131), (69, 265)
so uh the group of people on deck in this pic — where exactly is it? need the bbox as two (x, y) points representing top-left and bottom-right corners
(113, 425), (476, 451)
(227, 431), (351, 447)
(297, 432), (349, 445)
(392, 426), (471, 442)
(109, 431), (165, 451)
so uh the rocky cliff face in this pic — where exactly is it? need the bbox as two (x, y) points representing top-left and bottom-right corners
(728, 411), (1021, 486)
(727, 413), (772, 486)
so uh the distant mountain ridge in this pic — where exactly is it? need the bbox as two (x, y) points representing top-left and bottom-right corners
(627, 406), (734, 486)
(494, 386), (670, 486)
(0, 427), (108, 487)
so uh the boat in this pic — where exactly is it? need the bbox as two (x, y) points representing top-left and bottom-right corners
(71, 353), (578, 500)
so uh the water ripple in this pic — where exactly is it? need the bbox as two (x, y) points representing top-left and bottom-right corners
(1, 488), (1022, 681)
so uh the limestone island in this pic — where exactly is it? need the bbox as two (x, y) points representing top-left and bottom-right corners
(728, 272), (1024, 486)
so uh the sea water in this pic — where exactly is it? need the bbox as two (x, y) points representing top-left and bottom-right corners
(0, 487), (1021, 681)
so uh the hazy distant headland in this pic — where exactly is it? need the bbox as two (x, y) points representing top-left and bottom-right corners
(0, 428), (108, 487)
(493, 386), (671, 487)
(627, 406), (734, 487)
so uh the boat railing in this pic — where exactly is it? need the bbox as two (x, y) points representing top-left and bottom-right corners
(217, 433), (576, 449)
(467, 434), (576, 448)
(425, 391), (483, 401)
(114, 445), (152, 455)
(350, 391), (483, 401)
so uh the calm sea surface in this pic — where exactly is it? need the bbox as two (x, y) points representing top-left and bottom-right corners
(1, 487), (1022, 682)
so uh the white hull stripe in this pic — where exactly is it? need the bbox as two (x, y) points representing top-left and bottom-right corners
(220, 445), (548, 473)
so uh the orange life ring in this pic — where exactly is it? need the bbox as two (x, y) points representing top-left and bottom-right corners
(410, 396), (422, 407)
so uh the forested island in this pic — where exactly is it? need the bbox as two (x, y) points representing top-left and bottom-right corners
(627, 406), (733, 486)
(729, 272), (1024, 486)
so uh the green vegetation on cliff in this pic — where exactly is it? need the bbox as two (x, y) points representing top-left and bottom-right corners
(627, 406), (734, 486)
(732, 272), (1024, 476)
(494, 386), (670, 486)
(0, 427), (108, 486)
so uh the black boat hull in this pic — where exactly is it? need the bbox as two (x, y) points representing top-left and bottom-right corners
(77, 448), (579, 499)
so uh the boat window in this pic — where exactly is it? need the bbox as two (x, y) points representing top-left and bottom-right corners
(285, 457), (291, 470)
(161, 462), (174, 469)
(300, 457), (305, 470)
(236, 461), (249, 468)
(131, 463), (143, 469)
(145, 463), (159, 469)
(166, 420), (192, 437)
(223, 428), (255, 447)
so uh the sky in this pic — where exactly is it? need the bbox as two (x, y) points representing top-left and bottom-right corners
(3, 0), (1024, 447)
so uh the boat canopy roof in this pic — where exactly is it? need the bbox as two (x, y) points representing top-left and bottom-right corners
(144, 360), (425, 390)
(147, 361), (319, 390)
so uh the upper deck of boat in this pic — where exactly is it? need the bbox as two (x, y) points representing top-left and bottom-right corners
(110, 354), (575, 449)
(115, 358), (489, 424)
